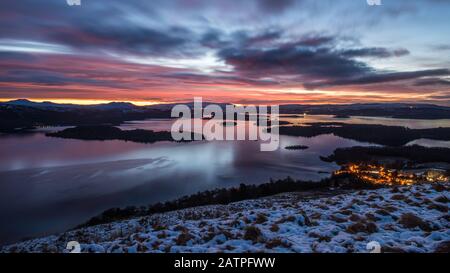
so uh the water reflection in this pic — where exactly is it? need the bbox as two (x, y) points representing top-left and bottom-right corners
(281, 114), (450, 129)
(0, 115), (449, 245)
(407, 139), (450, 148)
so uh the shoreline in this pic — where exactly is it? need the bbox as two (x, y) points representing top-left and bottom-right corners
(76, 175), (380, 229)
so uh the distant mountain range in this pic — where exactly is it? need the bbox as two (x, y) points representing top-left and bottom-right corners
(0, 99), (169, 133)
(278, 103), (450, 119)
(0, 99), (234, 112)
(1, 99), (137, 111)
(1, 99), (450, 133)
(2, 99), (450, 112)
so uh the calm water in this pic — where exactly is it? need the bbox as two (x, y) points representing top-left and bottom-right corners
(0, 116), (449, 245)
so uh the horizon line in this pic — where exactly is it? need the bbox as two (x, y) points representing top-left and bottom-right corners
(0, 98), (447, 107)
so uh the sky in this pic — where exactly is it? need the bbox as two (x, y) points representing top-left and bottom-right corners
(0, 0), (449, 106)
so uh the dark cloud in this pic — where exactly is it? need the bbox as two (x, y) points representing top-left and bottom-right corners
(201, 28), (283, 49)
(341, 48), (410, 58)
(414, 78), (450, 86)
(218, 44), (372, 80)
(0, 52), (37, 62)
(0, 0), (449, 101)
(429, 94), (450, 100)
(237, 30), (282, 47)
(161, 73), (279, 86)
(294, 35), (336, 47)
(433, 45), (450, 51)
(216, 34), (445, 90)
(0, 0), (195, 57)
(305, 69), (450, 89)
(200, 30), (226, 49)
(0, 69), (124, 88)
(47, 23), (193, 56)
(258, 0), (296, 13)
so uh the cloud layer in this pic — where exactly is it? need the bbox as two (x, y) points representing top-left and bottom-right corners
(0, 0), (449, 105)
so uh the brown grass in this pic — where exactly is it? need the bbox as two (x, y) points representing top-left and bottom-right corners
(265, 238), (292, 249)
(270, 224), (280, 232)
(384, 205), (397, 213)
(224, 245), (236, 251)
(349, 214), (363, 222)
(164, 245), (171, 253)
(339, 209), (353, 216)
(299, 211), (312, 226)
(398, 213), (431, 231)
(413, 192), (423, 198)
(157, 232), (167, 239)
(346, 221), (378, 234)
(431, 183), (446, 192)
(365, 213), (380, 222)
(308, 231), (331, 242)
(173, 225), (188, 232)
(440, 214), (450, 222)
(255, 213), (268, 224)
(350, 198), (366, 206)
(427, 203), (448, 213)
(152, 223), (167, 231)
(136, 243), (148, 252)
(391, 194), (406, 201)
(310, 212), (322, 220)
(243, 226), (263, 242)
(434, 195), (449, 204)
(228, 219), (241, 228)
(329, 214), (347, 223)
(174, 232), (193, 246)
(434, 241), (450, 253)
(276, 215), (296, 224)
(381, 246), (407, 253)
(151, 240), (162, 250)
(375, 209), (390, 216)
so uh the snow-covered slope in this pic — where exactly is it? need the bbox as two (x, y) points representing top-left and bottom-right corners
(2, 183), (449, 253)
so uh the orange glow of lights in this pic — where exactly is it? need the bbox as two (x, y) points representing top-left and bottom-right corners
(334, 164), (449, 185)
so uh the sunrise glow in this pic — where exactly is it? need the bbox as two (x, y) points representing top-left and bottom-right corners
(0, 0), (448, 106)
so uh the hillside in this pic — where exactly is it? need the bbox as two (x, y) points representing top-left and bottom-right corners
(2, 183), (448, 253)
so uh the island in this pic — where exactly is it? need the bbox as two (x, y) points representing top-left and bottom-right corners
(274, 122), (450, 146)
(322, 145), (450, 165)
(285, 145), (309, 150)
(46, 125), (203, 143)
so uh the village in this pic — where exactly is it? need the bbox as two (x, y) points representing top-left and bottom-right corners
(334, 163), (449, 186)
